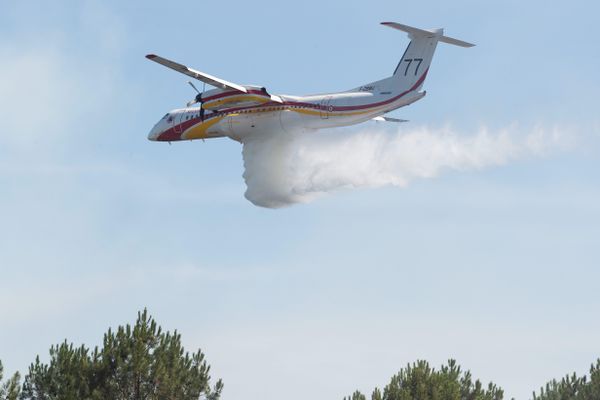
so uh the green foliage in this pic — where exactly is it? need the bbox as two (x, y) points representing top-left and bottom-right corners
(20, 309), (223, 400)
(532, 359), (600, 400)
(346, 360), (504, 400)
(6, 306), (600, 400)
(344, 390), (367, 400)
(0, 360), (21, 400)
(21, 343), (97, 400)
(372, 387), (382, 400)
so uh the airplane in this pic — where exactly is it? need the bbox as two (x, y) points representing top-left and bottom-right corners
(146, 22), (474, 143)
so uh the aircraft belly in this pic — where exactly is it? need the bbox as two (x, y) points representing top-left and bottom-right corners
(220, 94), (415, 142)
(279, 109), (310, 132)
(226, 111), (284, 141)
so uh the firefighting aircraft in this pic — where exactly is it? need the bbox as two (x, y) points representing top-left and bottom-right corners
(146, 22), (474, 142)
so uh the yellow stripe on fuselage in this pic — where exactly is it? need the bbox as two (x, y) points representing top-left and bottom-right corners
(219, 102), (389, 118)
(176, 101), (388, 141)
(290, 104), (388, 117)
(181, 116), (225, 140)
(202, 95), (270, 109)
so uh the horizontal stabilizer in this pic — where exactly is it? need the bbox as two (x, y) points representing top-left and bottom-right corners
(381, 22), (475, 48)
(372, 116), (409, 123)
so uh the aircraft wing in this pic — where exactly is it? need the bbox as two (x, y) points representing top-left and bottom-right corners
(146, 54), (249, 93)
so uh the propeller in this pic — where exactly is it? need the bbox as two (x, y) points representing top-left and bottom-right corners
(186, 81), (203, 107)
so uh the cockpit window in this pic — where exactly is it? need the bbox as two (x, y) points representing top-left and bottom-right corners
(162, 113), (170, 119)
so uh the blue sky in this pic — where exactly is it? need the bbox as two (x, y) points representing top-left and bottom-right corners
(1, 1), (599, 399)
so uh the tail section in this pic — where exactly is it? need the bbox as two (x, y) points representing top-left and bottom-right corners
(382, 22), (475, 48)
(381, 22), (474, 91)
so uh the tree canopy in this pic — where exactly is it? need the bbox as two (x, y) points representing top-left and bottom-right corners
(344, 359), (504, 400)
(19, 309), (222, 400)
(0, 361), (21, 400)
(532, 359), (600, 400)
(2, 309), (599, 400)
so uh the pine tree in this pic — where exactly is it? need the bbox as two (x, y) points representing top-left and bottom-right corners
(372, 387), (382, 400)
(343, 390), (366, 400)
(20, 309), (223, 400)
(532, 359), (600, 400)
(0, 360), (21, 400)
(345, 359), (504, 400)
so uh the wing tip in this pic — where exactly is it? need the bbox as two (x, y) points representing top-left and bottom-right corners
(145, 54), (157, 60)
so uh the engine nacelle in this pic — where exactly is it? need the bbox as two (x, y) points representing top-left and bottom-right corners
(200, 86), (272, 111)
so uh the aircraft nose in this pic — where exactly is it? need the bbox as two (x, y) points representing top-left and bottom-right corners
(148, 126), (161, 141)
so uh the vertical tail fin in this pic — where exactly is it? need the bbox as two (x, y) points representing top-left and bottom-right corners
(381, 22), (475, 91)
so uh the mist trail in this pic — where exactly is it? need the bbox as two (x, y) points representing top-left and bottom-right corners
(241, 125), (568, 208)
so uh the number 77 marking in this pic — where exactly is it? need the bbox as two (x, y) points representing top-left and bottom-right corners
(413, 58), (423, 76)
(403, 58), (424, 76)
(403, 59), (413, 76)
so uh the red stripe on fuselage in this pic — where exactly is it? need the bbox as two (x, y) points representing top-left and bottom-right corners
(219, 67), (429, 114)
(201, 89), (270, 102)
(156, 69), (429, 141)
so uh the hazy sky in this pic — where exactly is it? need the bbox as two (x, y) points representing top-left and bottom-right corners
(1, 1), (599, 399)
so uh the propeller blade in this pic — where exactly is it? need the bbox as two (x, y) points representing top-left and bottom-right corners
(185, 81), (203, 107)
(188, 81), (201, 94)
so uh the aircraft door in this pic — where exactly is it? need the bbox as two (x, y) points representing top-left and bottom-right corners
(174, 111), (184, 134)
(320, 96), (333, 119)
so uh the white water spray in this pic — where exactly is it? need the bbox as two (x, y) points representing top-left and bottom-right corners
(241, 125), (568, 208)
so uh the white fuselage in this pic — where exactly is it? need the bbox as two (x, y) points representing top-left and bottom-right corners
(147, 74), (427, 143)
